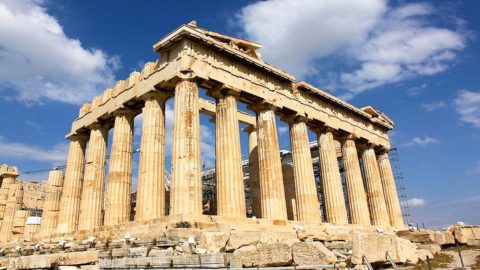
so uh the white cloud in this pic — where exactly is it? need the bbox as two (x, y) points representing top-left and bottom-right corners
(25, 120), (42, 130)
(421, 101), (446, 111)
(237, 0), (466, 98)
(0, 0), (118, 104)
(405, 197), (427, 207)
(403, 136), (439, 147)
(0, 136), (67, 164)
(454, 90), (480, 128)
(406, 83), (428, 97)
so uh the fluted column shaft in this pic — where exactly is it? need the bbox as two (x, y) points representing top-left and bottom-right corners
(0, 183), (23, 242)
(104, 109), (135, 226)
(78, 124), (108, 230)
(170, 80), (202, 216)
(341, 138), (370, 225)
(57, 135), (87, 233)
(245, 126), (261, 218)
(0, 175), (16, 226)
(40, 170), (64, 235)
(289, 119), (321, 222)
(378, 152), (404, 227)
(361, 147), (389, 226)
(136, 92), (168, 221)
(317, 129), (348, 224)
(215, 92), (246, 217)
(256, 106), (287, 220)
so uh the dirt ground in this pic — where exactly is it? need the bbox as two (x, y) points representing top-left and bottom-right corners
(441, 248), (480, 269)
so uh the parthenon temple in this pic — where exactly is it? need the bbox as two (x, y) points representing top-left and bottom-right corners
(2, 22), (462, 269)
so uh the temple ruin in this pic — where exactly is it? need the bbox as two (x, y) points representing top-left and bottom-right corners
(0, 22), (477, 269)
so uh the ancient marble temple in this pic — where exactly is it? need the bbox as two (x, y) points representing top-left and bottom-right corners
(0, 22), (405, 243)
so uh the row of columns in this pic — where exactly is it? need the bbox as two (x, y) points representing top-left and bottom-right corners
(56, 79), (404, 235)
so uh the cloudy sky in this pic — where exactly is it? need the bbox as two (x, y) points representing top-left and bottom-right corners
(0, 0), (478, 228)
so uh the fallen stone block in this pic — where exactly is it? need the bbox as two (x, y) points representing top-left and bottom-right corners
(292, 241), (337, 266)
(397, 230), (434, 243)
(111, 247), (129, 258)
(148, 247), (173, 257)
(199, 231), (230, 253)
(467, 238), (480, 246)
(226, 231), (260, 251)
(62, 251), (98, 265)
(172, 254), (201, 267)
(453, 226), (480, 244)
(233, 243), (292, 267)
(418, 244), (441, 255)
(129, 246), (148, 257)
(351, 231), (396, 265)
(325, 240), (352, 250)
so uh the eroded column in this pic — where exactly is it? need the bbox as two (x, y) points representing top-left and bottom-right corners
(361, 146), (389, 226)
(57, 134), (87, 233)
(317, 128), (348, 224)
(40, 170), (64, 236)
(244, 125), (261, 218)
(78, 124), (108, 230)
(341, 137), (370, 225)
(136, 91), (168, 221)
(170, 80), (202, 216)
(378, 151), (404, 227)
(289, 118), (321, 222)
(214, 90), (246, 217)
(0, 174), (17, 226)
(0, 182), (23, 242)
(255, 104), (287, 220)
(104, 109), (135, 226)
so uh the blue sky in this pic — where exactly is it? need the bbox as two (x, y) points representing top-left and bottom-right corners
(0, 0), (479, 228)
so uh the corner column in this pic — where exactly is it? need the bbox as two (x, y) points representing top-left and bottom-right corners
(244, 125), (261, 218)
(57, 134), (87, 233)
(0, 172), (18, 226)
(377, 151), (404, 227)
(288, 116), (321, 222)
(104, 109), (135, 226)
(253, 103), (287, 220)
(78, 123), (108, 230)
(341, 136), (370, 225)
(170, 80), (202, 216)
(136, 91), (169, 221)
(0, 183), (23, 242)
(40, 170), (64, 235)
(316, 128), (348, 224)
(361, 145), (389, 226)
(214, 89), (246, 218)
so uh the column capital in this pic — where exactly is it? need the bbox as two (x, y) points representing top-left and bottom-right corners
(141, 89), (173, 102)
(281, 113), (308, 125)
(311, 125), (336, 136)
(68, 133), (89, 143)
(113, 107), (137, 117)
(242, 124), (256, 134)
(247, 100), (277, 113)
(87, 122), (110, 132)
(207, 84), (241, 100)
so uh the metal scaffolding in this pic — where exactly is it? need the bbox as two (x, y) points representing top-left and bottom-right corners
(389, 147), (412, 225)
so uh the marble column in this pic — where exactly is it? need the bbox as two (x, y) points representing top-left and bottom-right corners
(378, 151), (404, 227)
(78, 124), (108, 230)
(255, 104), (287, 220)
(244, 125), (261, 218)
(0, 182), (23, 242)
(214, 91), (246, 217)
(341, 137), (371, 225)
(282, 164), (297, 220)
(136, 92), (168, 221)
(57, 134), (87, 233)
(0, 174), (17, 226)
(40, 170), (64, 235)
(170, 80), (202, 216)
(317, 128), (348, 224)
(289, 117), (322, 222)
(104, 109), (135, 226)
(361, 146), (389, 226)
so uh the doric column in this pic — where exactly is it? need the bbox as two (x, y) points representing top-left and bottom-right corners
(170, 80), (202, 216)
(136, 91), (169, 221)
(40, 170), (64, 236)
(316, 128), (348, 224)
(57, 134), (87, 233)
(288, 117), (321, 222)
(213, 89), (246, 217)
(0, 174), (17, 226)
(378, 151), (404, 227)
(361, 146), (389, 226)
(341, 136), (370, 225)
(253, 103), (287, 220)
(282, 164), (297, 220)
(0, 182), (23, 242)
(78, 123), (108, 230)
(104, 109), (135, 226)
(244, 125), (261, 218)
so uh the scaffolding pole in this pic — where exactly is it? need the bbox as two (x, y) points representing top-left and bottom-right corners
(389, 147), (412, 225)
